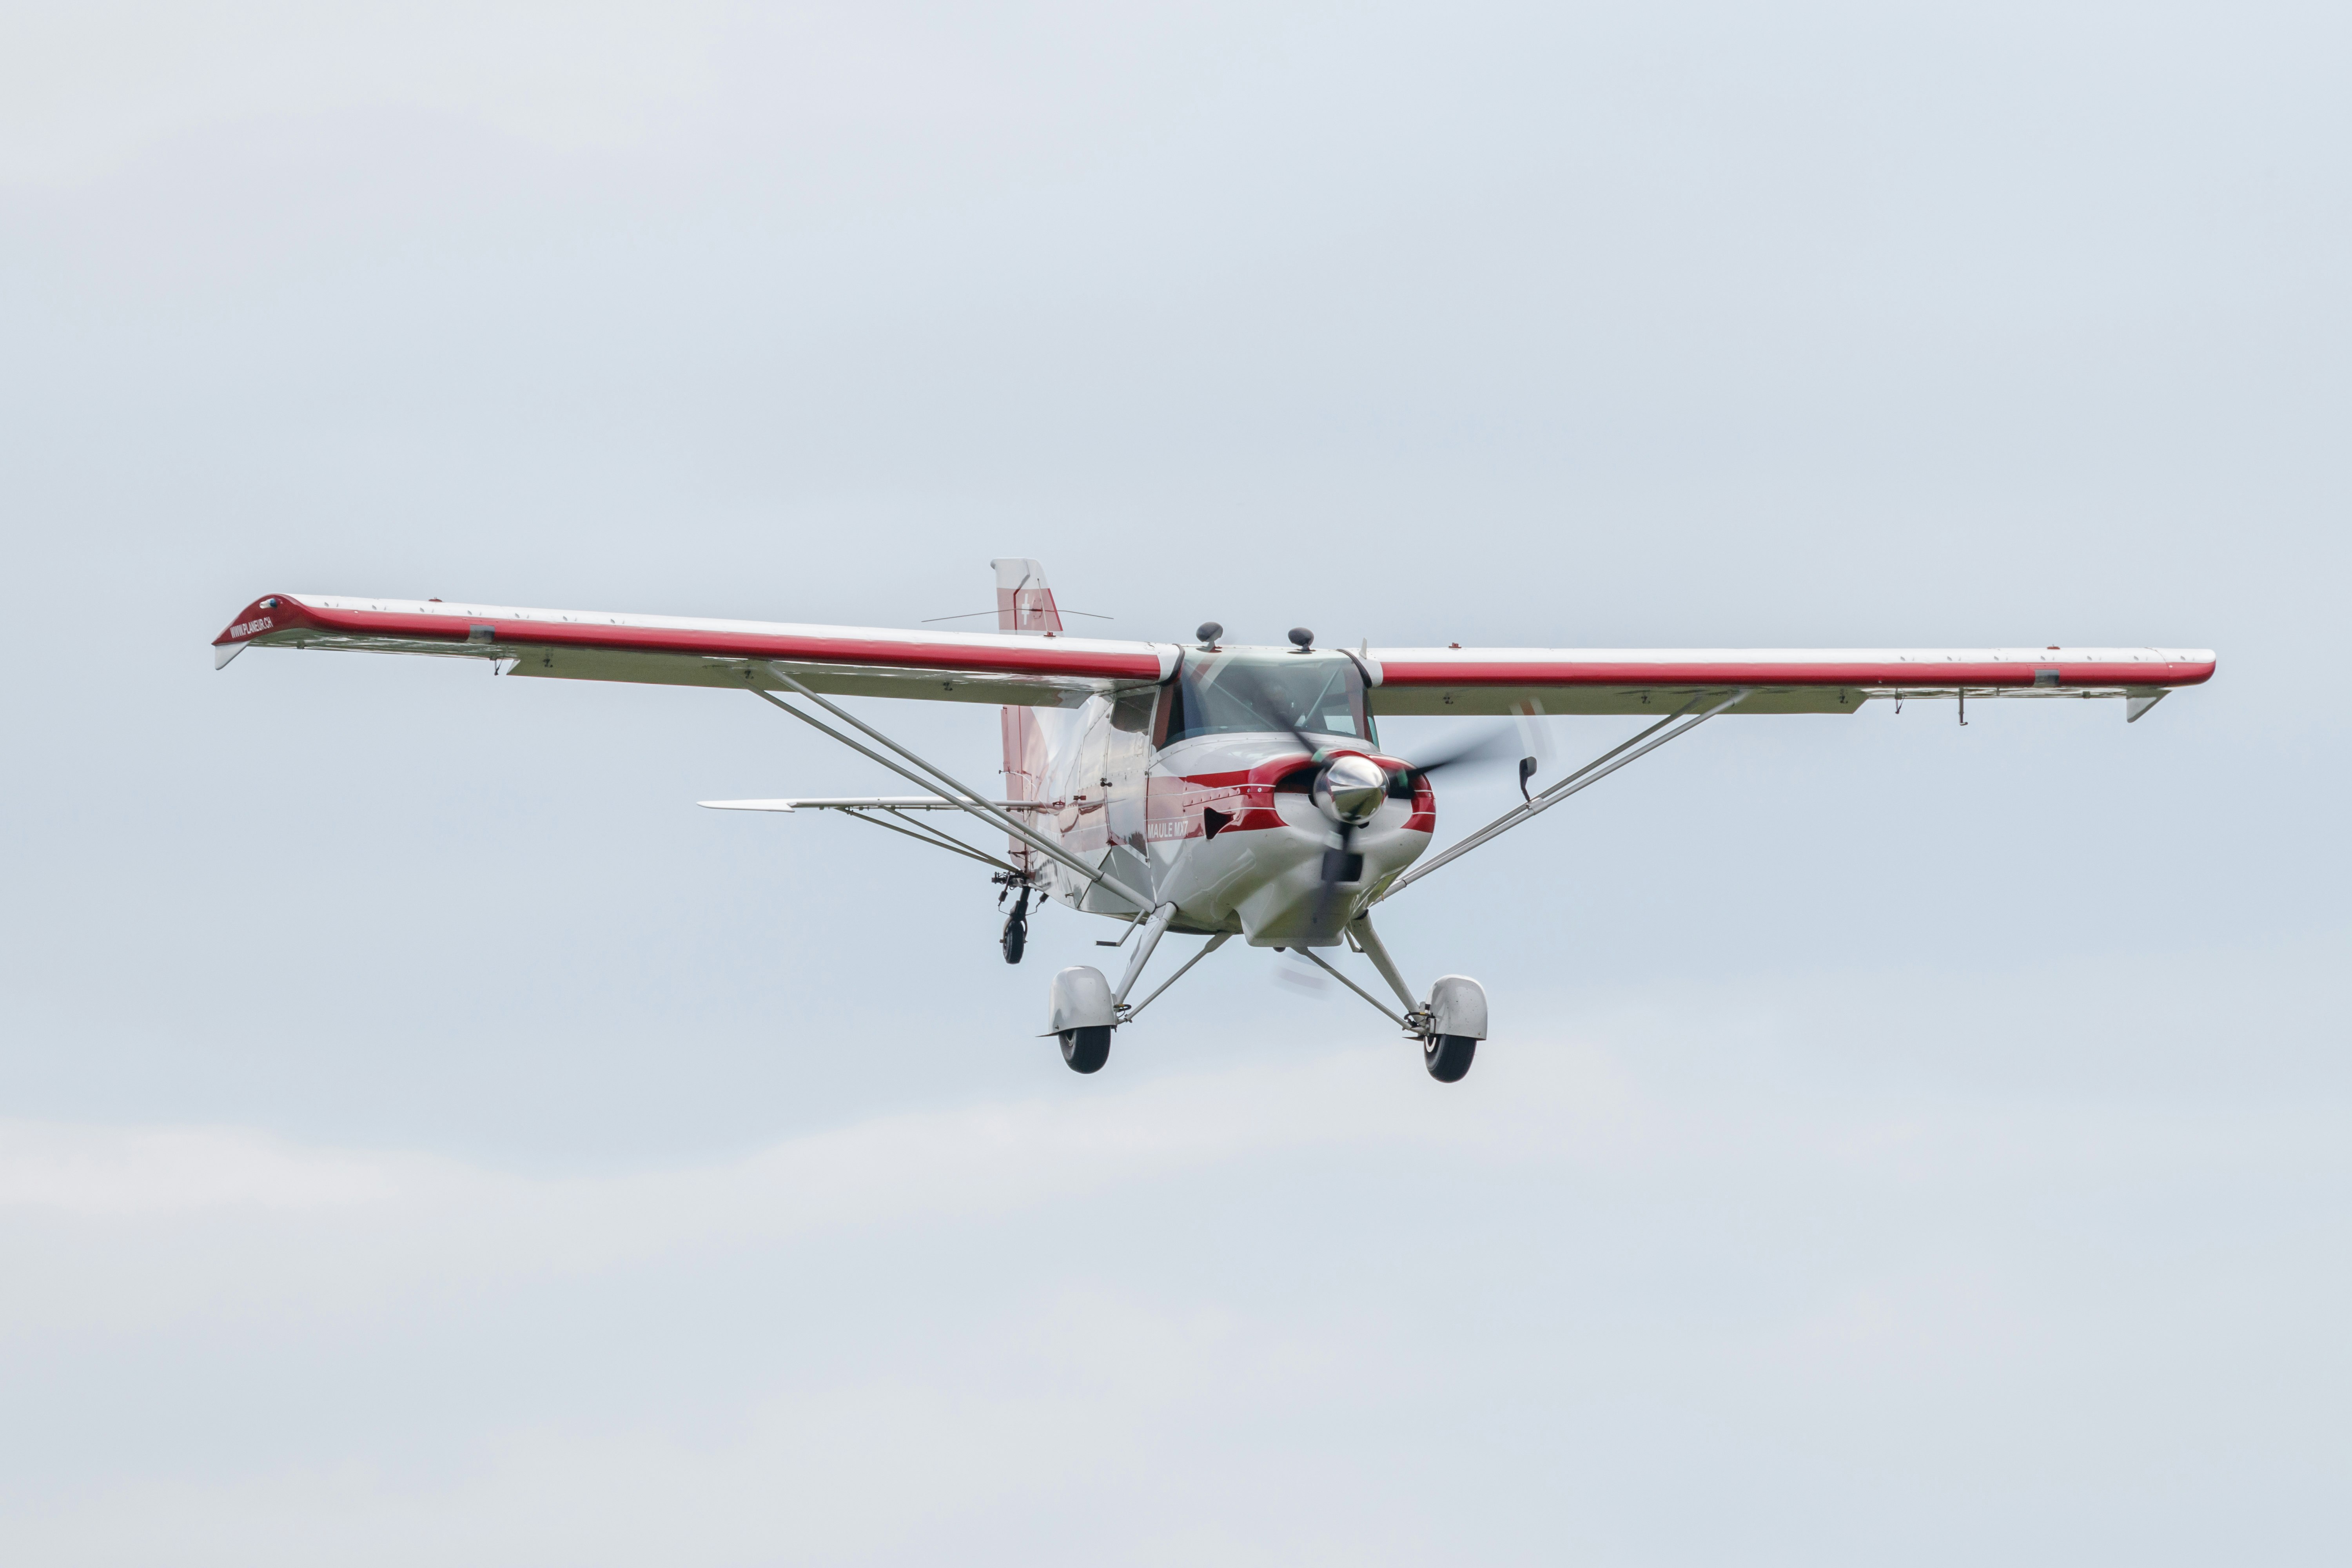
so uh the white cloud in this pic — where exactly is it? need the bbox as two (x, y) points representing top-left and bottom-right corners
(0, 1120), (437, 1213)
(0, 1030), (2343, 1563)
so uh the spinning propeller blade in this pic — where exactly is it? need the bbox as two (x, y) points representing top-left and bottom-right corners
(1394, 727), (1528, 780)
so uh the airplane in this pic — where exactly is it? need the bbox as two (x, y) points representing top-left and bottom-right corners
(211, 560), (2215, 1083)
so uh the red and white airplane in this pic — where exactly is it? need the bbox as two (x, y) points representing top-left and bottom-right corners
(212, 561), (2214, 1083)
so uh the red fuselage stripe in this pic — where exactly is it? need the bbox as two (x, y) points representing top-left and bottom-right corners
(1140, 753), (1436, 840)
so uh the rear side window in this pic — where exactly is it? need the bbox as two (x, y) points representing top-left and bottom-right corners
(1109, 689), (1156, 734)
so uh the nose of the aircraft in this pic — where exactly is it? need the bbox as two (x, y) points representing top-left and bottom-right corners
(1313, 753), (1389, 826)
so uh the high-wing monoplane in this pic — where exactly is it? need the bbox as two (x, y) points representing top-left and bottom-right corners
(212, 561), (2214, 1082)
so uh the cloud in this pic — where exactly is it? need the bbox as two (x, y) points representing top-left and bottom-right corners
(0, 1019), (2345, 1563)
(0, 1120), (439, 1214)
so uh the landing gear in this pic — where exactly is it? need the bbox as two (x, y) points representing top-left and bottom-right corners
(1060, 1026), (1111, 1073)
(1001, 886), (1031, 965)
(1049, 965), (1117, 1074)
(1423, 1033), (1476, 1082)
(1043, 911), (1210, 1078)
(1325, 918), (1489, 1085)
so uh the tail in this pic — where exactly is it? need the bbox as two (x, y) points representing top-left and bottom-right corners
(989, 558), (1063, 634)
(992, 559), (1058, 875)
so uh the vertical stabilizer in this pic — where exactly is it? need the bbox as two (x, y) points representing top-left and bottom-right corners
(989, 558), (1063, 635)
(993, 559), (1058, 875)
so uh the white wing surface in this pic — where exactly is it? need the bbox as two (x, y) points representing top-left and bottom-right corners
(1360, 646), (2216, 716)
(211, 592), (1174, 707)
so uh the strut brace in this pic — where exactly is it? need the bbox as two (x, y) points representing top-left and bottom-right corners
(751, 671), (1156, 911)
(1111, 903), (1180, 1011)
(840, 807), (1020, 873)
(1290, 946), (1409, 1028)
(1121, 933), (1231, 1022)
(1377, 688), (1749, 900)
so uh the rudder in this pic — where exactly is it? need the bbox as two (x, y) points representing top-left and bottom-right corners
(992, 559), (1059, 871)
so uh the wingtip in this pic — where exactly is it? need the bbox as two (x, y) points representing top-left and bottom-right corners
(213, 642), (245, 670)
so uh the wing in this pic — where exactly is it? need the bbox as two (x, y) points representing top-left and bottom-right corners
(1361, 646), (2217, 717)
(210, 593), (1174, 707)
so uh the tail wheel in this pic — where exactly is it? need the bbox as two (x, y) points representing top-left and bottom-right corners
(1060, 1026), (1111, 1074)
(1424, 1033), (1476, 1083)
(1000, 887), (1031, 965)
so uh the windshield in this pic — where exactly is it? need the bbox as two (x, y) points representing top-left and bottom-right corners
(1161, 650), (1374, 746)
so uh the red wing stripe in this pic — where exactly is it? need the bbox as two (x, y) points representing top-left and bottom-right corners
(211, 594), (1167, 681)
(1374, 655), (2217, 689)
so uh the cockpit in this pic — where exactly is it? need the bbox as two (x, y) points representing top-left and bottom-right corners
(1157, 649), (1376, 747)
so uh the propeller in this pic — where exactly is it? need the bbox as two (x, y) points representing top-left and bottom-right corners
(1305, 728), (1534, 929)
(1392, 727), (1530, 786)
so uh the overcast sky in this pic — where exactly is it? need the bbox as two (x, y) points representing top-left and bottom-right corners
(1, 2), (2346, 1563)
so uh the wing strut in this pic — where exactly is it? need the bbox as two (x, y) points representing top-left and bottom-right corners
(753, 669), (1155, 911)
(699, 797), (1038, 873)
(839, 807), (1021, 873)
(1376, 689), (1749, 902)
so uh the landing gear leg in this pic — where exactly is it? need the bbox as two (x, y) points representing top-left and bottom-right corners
(1347, 916), (1488, 1085)
(1001, 885), (1031, 965)
(1043, 906), (1185, 1078)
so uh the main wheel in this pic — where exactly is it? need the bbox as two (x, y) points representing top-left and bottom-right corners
(1424, 1033), (1476, 1083)
(1060, 1025), (1111, 1074)
(1001, 912), (1027, 964)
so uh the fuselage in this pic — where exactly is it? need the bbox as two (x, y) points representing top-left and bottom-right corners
(1020, 648), (1436, 945)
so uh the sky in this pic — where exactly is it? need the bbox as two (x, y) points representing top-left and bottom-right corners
(0, 2), (2346, 1562)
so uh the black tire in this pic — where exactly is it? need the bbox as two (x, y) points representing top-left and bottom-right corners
(1001, 913), (1027, 965)
(1424, 1033), (1476, 1083)
(1061, 1025), (1111, 1074)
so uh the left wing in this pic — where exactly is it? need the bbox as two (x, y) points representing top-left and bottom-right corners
(1361, 646), (2217, 718)
(211, 592), (1174, 707)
